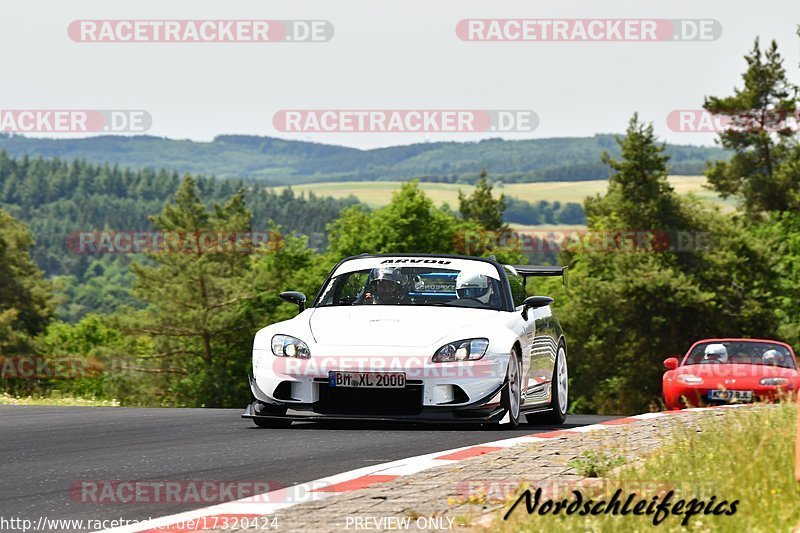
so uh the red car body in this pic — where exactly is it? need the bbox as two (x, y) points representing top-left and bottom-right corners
(662, 338), (800, 410)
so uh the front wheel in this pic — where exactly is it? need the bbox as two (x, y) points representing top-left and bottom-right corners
(499, 349), (523, 428)
(527, 344), (568, 425)
(253, 417), (292, 429)
(251, 401), (292, 428)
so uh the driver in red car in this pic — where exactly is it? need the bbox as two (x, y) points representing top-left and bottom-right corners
(702, 343), (728, 363)
(762, 349), (785, 366)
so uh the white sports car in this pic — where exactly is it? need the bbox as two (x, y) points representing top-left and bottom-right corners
(242, 254), (569, 428)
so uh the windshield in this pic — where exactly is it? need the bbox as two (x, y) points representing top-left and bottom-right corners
(684, 341), (796, 369)
(316, 265), (505, 310)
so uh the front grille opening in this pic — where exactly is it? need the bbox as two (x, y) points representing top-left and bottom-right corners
(451, 385), (470, 404)
(272, 381), (294, 401)
(315, 384), (424, 415)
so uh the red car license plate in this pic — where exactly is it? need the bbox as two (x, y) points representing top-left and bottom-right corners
(708, 389), (753, 401)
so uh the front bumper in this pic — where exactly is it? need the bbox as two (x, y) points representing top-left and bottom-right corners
(667, 384), (793, 408)
(242, 373), (509, 423)
(252, 348), (510, 403)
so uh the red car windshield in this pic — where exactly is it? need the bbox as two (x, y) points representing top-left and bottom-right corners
(684, 341), (796, 369)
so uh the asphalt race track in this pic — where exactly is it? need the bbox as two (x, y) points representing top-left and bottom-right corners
(0, 406), (616, 529)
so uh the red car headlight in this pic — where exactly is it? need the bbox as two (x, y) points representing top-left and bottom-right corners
(677, 374), (703, 385)
(759, 377), (789, 386)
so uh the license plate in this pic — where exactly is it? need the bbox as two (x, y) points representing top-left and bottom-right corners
(328, 371), (406, 389)
(708, 389), (753, 401)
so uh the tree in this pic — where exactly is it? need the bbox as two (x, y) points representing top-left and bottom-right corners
(328, 180), (459, 257)
(0, 209), (54, 354)
(32, 314), (153, 403)
(751, 210), (800, 346)
(126, 177), (259, 406)
(704, 38), (799, 213)
(327, 180), (523, 264)
(558, 115), (779, 414)
(458, 169), (508, 233)
(248, 233), (332, 324)
(585, 114), (685, 231)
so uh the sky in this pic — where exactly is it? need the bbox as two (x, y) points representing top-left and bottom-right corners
(1, 0), (798, 149)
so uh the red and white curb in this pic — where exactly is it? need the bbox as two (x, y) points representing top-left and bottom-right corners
(98, 406), (747, 533)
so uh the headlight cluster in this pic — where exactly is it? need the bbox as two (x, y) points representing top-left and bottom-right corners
(760, 377), (789, 386)
(677, 374), (703, 385)
(271, 335), (310, 359)
(432, 338), (489, 363)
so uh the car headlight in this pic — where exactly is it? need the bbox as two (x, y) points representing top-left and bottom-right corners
(432, 338), (489, 363)
(760, 377), (789, 386)
(677, 374), (703, 385)
(271, 335), (310, 359)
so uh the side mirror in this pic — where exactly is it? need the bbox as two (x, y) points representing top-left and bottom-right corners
(663, 357), (680, 370)
(521, 295), (554, 320)
(279, 291), (307, 313)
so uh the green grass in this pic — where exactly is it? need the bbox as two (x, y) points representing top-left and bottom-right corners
(272, 176), (735, 212)
(0, 392), (120, 407)
(569, 450), (627, 478)
(497, 403), (800, 532)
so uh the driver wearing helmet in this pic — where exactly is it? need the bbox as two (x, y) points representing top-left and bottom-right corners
(762, 349), (784, 366)
(703, 343), (728, 364)
(360, 267), (409, 305)
(455, 271), (494, 306)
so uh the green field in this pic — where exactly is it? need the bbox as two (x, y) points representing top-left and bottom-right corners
(274, 176), (734, 211)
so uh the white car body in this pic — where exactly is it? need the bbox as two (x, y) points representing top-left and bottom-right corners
(243, 254), (568, 426)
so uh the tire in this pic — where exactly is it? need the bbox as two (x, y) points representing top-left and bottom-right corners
(251, 401), (292, 428)
(499, 348), (523, 429)
(527, 343), (568, 425)
(253, 417), (292, 429)
(662, 395), (676, 411)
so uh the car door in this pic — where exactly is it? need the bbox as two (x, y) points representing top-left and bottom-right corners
(530, 305), (559, 403)
(505, 268), (538, 401)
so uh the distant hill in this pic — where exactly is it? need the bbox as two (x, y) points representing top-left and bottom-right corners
(0, 133), (727, 185)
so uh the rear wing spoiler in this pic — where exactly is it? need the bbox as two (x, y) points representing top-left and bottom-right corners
(507, 265), (569, 288)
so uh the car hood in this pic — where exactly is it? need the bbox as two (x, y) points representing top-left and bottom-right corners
(308, 306), (500, 347)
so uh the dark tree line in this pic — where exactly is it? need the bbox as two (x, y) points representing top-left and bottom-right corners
(0, 154), (361, 274)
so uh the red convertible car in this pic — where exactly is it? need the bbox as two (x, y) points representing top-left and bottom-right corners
(662, 338), (799, 410)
